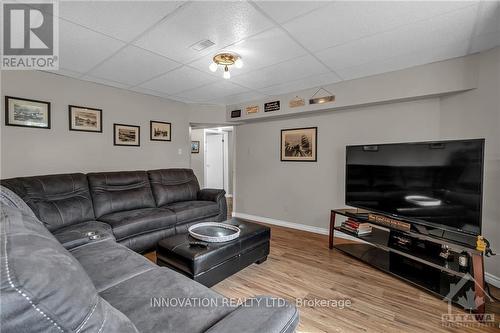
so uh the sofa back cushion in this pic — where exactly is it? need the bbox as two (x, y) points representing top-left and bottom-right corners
(0, 205), (138, 333)
(148, 169), (200, 206)
(1, 173), (95, 231)
(88, 171), (156, 218)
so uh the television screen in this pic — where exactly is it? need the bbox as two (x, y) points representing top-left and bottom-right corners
(345, 139), (484, 235)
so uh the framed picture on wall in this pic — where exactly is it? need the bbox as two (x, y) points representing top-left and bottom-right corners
(5, 96), (50, 129)
(69, 105), (102, 132)
(114, 124), (140, 146)
(150, 121), (171, 141)
(280, 127), (317, 162)
(191, 141), (200, 154)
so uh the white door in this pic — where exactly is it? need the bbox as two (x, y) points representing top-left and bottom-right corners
(205, 133), (224, 189)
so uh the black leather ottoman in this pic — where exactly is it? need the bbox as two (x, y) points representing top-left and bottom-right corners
(156, 218), (270, 287)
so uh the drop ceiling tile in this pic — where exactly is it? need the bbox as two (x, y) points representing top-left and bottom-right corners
(130, 87), (172, 99)
(283, 1), (478, 51)
(44, 67), (83, 79)
(134, 1), (274, 63)
(316, 5), (478, 72)
(209, 91), (269, 105)
(140, 66), (217, 95)
(59, 1), (183, 42)
(258, 72), (341, 96)
(88, 46), (181, 86)
(175, 81), (247, 102)
(337, 39), (470, 80)
(473, 1), (500, 36)
(253, 1), (330, 24)
(189, 27), (307, 76)
(80, 75), (130, 90)
(231, 55), (329, 90)
(59, 20), (125, 73)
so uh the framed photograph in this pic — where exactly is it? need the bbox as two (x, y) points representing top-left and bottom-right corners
(5, 96), (50, 129)
(281, 127), (317, 162)
(231, 110), (241, 118)
(69, 105), (102, 132)
(114, 124), (140, 146)
(191, 141), (200, 154)
(150, 121), (171, 141)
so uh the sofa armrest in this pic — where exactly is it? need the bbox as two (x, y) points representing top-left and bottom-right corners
(205, 296), (299, 333)
(197, 189), (227, 222)
(197, 188), (226, 202)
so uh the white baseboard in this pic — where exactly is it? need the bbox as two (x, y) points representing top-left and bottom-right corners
(233, 212), (329, 235)
(485, 272), (500, 288)
(232, 212), (500, 287)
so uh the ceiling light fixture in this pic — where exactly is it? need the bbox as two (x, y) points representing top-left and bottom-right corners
(209, 52), (243, 79)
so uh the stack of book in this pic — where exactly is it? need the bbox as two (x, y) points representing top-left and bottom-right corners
(340, 218), (372, 236)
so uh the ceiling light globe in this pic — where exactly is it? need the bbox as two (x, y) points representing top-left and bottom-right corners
(234, 58), (243, 68)
(209, 62), (218, 72)
(223, 70), (231, 79)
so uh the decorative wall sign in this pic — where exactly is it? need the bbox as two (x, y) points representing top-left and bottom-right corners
(264, 100), (280, 112)
(231, 109), (241, 118)
(289, 96), (305, 108)
(246, 105), (259, 114)
(69, 105), (102, 132)
(150, 121), (171, 141)
(5, 96), (50, 129)
(280, 127), (317, 162)
(309, 87), (335, 105)
(191, 141), (200, 153)
(114, 124), (140, 146)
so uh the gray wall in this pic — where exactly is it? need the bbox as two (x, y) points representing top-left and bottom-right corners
(234, 98), (441, 226)
(234, 47), (499, 278)
(1, 70), (190, 178)
(190, 128), (205, 186)
(439, 47), (500, 278)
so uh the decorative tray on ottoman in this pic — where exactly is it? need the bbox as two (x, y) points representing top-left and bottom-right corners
(188, 222), (241, 243)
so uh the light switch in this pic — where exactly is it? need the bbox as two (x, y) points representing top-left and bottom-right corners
(178, 148), (182, 155)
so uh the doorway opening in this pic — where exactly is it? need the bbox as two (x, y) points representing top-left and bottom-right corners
(190, 126), (233, 197)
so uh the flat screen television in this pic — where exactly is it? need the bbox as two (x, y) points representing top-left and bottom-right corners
(345, 139), (484, 236)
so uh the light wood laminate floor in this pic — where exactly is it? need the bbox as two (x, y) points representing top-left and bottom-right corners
(145, 222), (499, 333)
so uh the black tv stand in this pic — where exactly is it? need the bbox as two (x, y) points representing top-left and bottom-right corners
(329, 208), (486, 315)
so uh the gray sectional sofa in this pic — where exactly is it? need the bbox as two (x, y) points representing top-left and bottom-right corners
(1, 169), (227, 253)
(0, 168), (299, 332)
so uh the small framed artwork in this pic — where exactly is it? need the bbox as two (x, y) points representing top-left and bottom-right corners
(69, 105), (102, 132)
(114, 124), (140, 146)
(150, 121), (171, 141)
(246, 105), (259, 114)
(5, 96), (50, 129)
(281, 127), (317, 162)
(230, 110), (241, 118)
(191, 141), (200, 154)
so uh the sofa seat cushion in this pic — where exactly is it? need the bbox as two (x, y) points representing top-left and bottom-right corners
(162, 201), (220, 223)
(52, 220), (115, 250)
(0, 205), (138, 333)
(99, 208), (177, 241)
(205, 296), (299, 333)
(99, 267), (234, 333)
(70, 240), (156, 292)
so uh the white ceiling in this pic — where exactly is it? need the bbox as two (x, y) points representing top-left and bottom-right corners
(46, 0), (500, 105)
